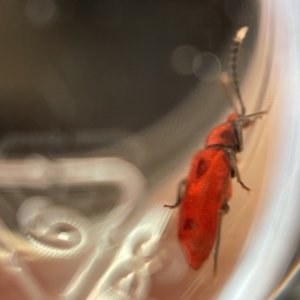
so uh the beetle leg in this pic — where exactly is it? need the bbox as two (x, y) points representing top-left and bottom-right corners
(233, 122), (243, 152)
(213, 202), (230, 278)
(226, 149), (250, 191)
(164, 179), (186, 209)
(234, 110), (268, 152)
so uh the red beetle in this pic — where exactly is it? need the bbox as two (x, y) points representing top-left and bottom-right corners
(164, 27), (266, 275)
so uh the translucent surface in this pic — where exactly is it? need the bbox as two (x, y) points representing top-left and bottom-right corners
(1, 0), (300, 299)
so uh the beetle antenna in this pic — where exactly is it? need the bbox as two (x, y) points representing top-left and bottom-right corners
(219, 72), (239, 114)
(230, 26), (249, 116)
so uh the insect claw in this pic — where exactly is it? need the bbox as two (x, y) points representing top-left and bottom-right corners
(164, 179), (186, 209)
(240, 182), (251, 192)
(164, 204), (175, 209)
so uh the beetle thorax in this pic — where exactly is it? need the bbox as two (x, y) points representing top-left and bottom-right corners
(205, 121), (237, 151)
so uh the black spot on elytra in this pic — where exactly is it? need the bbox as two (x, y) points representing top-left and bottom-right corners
(183, 218), (197, 231)
(196, 158), (208, 178)
(220, 129), (233, 140)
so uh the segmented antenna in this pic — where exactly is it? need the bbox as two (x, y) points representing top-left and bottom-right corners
(231, 26), (249, 116)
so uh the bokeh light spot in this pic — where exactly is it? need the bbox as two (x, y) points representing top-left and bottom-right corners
(171, 45), (200, 75)
(193, 52), (221, 82)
